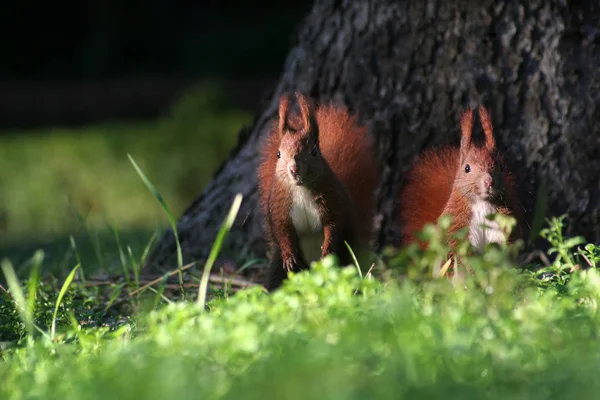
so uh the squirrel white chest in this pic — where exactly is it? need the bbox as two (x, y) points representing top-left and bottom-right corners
(469, 200), (507, 251)
(289, 185), (322, 233)
(289, 185), (324, 262)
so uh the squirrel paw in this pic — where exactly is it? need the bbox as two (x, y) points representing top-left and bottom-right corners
(282, 256), (306, 273)
(282, 257), (297, 273)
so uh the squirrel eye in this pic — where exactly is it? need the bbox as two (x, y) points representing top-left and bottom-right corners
(465, 164), (471, 173)
(276, 151), (281, 158)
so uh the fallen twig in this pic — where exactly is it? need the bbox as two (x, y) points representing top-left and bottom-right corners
(521, 249), (552, 267)
(75, 263), (259, 298)
(128, 262), (197, 297)
(578, 246), (594, 269)
(79, 274), (258, 290)
(0, 283), (11, 297)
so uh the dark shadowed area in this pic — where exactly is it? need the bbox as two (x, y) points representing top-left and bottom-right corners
(0, 0), (310, 273)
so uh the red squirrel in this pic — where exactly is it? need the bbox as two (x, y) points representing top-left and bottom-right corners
(257, 92), (379, 290)
(399, 105), (524, 252)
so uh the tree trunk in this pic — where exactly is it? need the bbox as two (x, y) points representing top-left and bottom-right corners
(146, 0), (600, 275)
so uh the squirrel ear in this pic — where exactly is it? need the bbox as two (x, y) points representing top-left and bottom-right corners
(295, 92), (315, 132)
(459, 108), (474, 159)
(277, 94), (291, 136)
(478, 105), (495, 152)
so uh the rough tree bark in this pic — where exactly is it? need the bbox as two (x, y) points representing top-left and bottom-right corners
(146, 0), (600, 275)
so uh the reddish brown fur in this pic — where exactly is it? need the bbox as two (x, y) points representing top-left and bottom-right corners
(398, 106), (525, 249)
(314, 103), (379, 241)
(257, 92), (379, 290)
(399, 147), (459, 246)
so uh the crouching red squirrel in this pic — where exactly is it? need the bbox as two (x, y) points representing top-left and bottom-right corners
(257, 92), (380, 290)
(399, 105), (526, 252)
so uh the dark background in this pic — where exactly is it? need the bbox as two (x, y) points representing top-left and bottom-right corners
(0, 0), (311, 128)
(0, 1), (311, 268)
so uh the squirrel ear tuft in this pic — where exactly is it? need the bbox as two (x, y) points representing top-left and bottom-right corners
(277, 94), (291, 136)
(278, 92), (316, 136)
(478, 105), (495, 152)
(459, 108), (474, 160)
(295, 92), (315, 132)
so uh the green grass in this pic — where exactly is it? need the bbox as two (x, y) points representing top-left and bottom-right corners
(0, 82), (252, 266)
(1, 207), (600, 398)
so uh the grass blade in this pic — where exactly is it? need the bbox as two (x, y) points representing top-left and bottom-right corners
(344, 241), (362, 278)
(69, 236), (86, 283)
(68, 198), (104, 269)
(128, 154), (183, 270)
(26, 250), (44, 332)
(148, 286), (172, 307)
(111, 225), (131, 285)
(104, 283), (126, 312)
(51, 264), (80, 339)
(127, 245), (139, 286)
(1, 259), (33, 341)
(439, 257), (453, 277)
(236, 258), (265, 274)
(197, 193), (243, 309)
(139, 231), (157, 268)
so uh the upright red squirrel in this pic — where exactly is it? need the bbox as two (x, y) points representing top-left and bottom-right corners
(399, 105), (525, 251)
(257, 92), (380, 290)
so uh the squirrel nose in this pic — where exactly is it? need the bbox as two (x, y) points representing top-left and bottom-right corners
(289, 166), (297, 177)
(484, 175), (493, 188)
